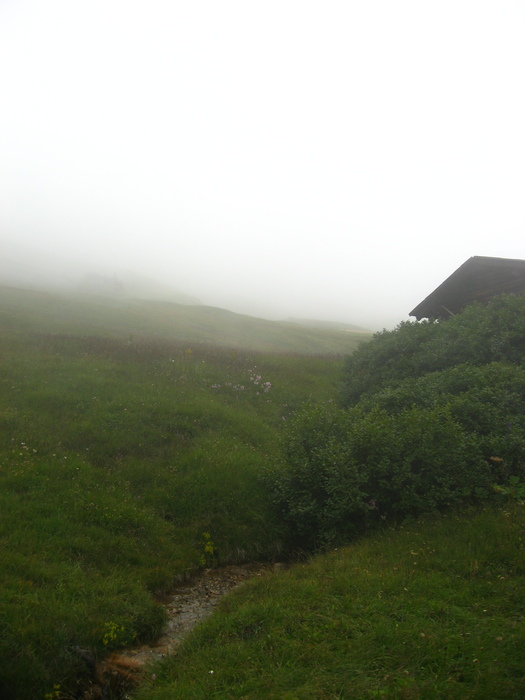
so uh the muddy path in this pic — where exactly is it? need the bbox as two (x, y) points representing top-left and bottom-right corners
(81, 563), (277, 699)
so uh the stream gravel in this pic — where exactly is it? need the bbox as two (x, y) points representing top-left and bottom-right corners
(82, 563), (275, 698)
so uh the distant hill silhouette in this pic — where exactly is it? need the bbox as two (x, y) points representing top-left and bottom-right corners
(285, 318), (371, 333)
(77, 271), (201, 306)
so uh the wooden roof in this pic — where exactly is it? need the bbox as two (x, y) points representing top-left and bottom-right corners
(409, 256), (525, 320)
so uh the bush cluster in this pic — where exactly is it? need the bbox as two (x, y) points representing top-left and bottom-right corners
(341, 293), (525, 406)
(268, 294), (525, 549)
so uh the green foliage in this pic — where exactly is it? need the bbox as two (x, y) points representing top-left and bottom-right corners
(270, 294), (525, 549)
(341, 293), (525, 406)
(135, 504), (525, 700)
(0, 319), (344, 698)
(266, 404), (369, 549)
(269, 403), (492, 549)
(199, 532), (217, 567)
(101, 621), (135, 649)
(341, 318), (440, 405)
(4, 285), (525, 697)
(360, 362), (525, 477)
(493, 476), (525, 502)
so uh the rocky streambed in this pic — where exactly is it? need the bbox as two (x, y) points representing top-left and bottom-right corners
(81, 563), (276, 699)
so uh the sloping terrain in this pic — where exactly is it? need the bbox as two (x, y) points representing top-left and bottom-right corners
(0, 285), (371, 354)
(0, 291), (348, 698)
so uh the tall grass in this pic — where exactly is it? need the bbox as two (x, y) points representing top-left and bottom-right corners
(136, 503), (525, 699)
(0, 317), (344, 698)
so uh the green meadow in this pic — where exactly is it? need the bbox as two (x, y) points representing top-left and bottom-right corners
(1, 285), (524, 699)
(0, 285), (361, 698)
(0, 285), (369, 354)
(137, 504), (525, 700)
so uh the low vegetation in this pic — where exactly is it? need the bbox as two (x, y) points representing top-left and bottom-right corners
(0, 285), (370, 354)
(0, 287), (350, 698)
(1, 286), (524, 698)
(270, 294), (525, 549)
(340, 293), (525, 406)
(136, 503), (525, 699)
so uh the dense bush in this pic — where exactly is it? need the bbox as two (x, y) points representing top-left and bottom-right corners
(360, 362), (525, 475)
(341, 293), (525, 406)
(269, 403), (494, 549)
(269, 294), (525, 549)
(266, 404), (369, 549)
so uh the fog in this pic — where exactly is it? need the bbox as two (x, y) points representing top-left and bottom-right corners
(1, 1), (524, 331)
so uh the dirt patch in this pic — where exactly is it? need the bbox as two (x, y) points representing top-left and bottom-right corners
(80, 563), (276, 698)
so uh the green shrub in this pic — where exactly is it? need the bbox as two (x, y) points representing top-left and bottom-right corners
(341, 293), (525, 406)
(270, 295), (525, 550)
(359, 362), (525, 477)
(268, 403), (492, 549)
(266, 404), (369, 549)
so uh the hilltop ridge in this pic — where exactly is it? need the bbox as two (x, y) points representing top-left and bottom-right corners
(0, 284), (371, 355)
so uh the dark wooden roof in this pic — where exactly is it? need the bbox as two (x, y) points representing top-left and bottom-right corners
(409, 256), (525, 320)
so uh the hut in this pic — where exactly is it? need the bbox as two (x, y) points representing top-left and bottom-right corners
(409, 256), (525, 320)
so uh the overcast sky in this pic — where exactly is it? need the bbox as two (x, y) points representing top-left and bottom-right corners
(1, 0), (524, 330)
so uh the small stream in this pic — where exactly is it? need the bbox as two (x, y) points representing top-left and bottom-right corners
(80, 563), (276, 699)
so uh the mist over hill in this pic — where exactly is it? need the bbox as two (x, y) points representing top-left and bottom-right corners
(0, 284), (372, 355)
(76, 271), (201, 306)
(0, 238), (372, 334)
(285, 318), (371, 333)
(0, 239), (200, 306)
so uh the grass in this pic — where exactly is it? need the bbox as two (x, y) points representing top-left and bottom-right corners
(135, 503), (525, 699)
(3, 286), (524, 699)
(0, 285), (371, 354)
(0, 289), (349, 698)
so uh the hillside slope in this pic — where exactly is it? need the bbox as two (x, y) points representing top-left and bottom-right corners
(0, 294), (349, 698)
(136, 503), (525, 700)
(0, 285), (371, 354)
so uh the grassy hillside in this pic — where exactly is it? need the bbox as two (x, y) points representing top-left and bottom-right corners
(0, 285), (371, 354)
(136, 503), (525, 699)
(3, 287), (523, 699)
(0, 289), (349, 698)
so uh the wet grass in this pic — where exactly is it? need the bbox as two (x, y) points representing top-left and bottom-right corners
(0, 312), (345, 698)
(136, 503), (525, 699)
(6, 287), (524, 699)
